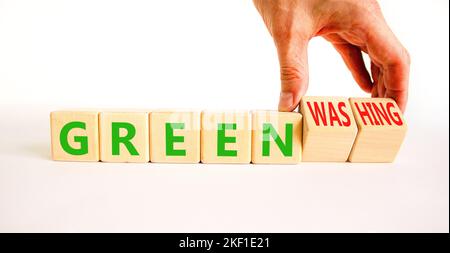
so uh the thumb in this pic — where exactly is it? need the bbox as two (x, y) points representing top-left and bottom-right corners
(276, 36), (309, 112)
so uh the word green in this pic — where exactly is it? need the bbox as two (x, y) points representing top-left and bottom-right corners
(60, 121), (294, 158)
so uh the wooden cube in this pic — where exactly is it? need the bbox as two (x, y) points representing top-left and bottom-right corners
(99, 112), (149, 163)
(300, 97), (358, 162)
(251, 111), (302, 164)
(50, 111), (100, 162)
(348, 98), (407, 162)
(150, 111), (200, 163)
(201, 111), (251, 164)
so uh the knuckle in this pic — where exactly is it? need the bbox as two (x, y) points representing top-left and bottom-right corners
(397, 47), (411, 67)
(280, 66), (302, 81)
(388, 47), (411, 69)
(280, 66), (306, 91)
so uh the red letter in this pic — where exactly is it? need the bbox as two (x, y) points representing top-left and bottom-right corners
(373, 102), (392, 126)
(338, 102), (351, 127)
(307, 101), (327, 126)
(354, 102), (374, 125)
(386, 102), (403, 126)
(367, 103), (380, 125)
(328, 102), (342, 126)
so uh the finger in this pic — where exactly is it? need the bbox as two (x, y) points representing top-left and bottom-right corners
(365, 19), (410, 112)
(378, 78), (386, 98)
(275, 36), (310, 112)
(370, 61), (380, 85)
(371, 84), (378, 98)
(376, 69), (386, 98)
(332, 43), (373, 93)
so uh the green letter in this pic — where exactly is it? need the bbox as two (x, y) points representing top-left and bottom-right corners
(217, 123), (237, 157)
(111, 122), (139, 156)
(166, 123), (186, 156)
(60, 121), (89, 155)
(262, 123), (293, 157)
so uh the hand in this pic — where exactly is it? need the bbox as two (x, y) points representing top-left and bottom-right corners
(253, 0), (410, 112)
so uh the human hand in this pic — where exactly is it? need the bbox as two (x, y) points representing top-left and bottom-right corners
(253, 0), (410, 112)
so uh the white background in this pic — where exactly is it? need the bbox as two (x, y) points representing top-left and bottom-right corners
(0, 0), (448, 232)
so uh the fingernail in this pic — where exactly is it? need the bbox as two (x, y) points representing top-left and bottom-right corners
(278, 91), (294, 111)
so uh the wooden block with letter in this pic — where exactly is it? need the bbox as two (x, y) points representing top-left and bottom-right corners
(251, 111), (302, 164)
(150, 111), (200, 163)
(99, 112), (149, 163)
(201, 111), (251, 163)
(300, 97), (358, 162)
(50, 111), (100, 161)
(348, 98), (407, 162)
